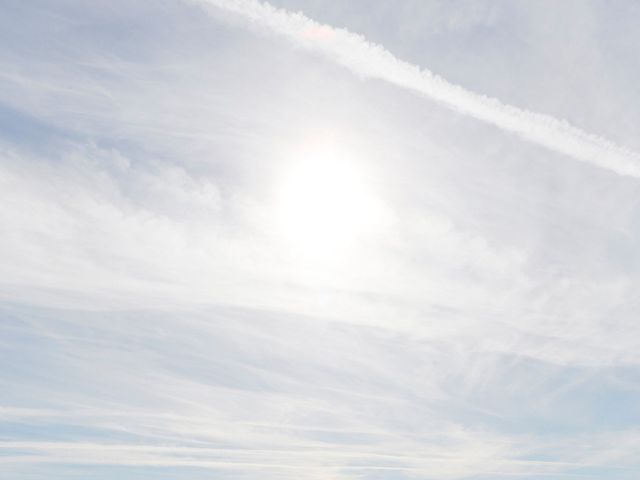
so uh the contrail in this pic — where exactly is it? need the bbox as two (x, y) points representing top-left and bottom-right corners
(191, 0), (640, 179)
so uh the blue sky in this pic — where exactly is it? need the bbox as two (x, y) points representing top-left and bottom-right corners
(2, 1), (640, 479)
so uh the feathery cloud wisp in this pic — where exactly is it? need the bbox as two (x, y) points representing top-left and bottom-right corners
(191, 0), (640, 179)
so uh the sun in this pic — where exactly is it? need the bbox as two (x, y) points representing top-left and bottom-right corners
(275, 141), (386, 259)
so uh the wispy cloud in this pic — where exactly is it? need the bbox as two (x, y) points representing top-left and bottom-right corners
(191, 0), (640, 179)
(2, 1), (640, 479)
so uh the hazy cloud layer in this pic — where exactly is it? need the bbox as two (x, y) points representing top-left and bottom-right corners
(2, 1), (640, 479)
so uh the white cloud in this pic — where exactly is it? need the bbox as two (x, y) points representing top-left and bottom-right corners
(2, 1), (640, 479)
(191, 0), (640, 179)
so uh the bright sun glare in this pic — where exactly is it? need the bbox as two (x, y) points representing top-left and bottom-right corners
(276, 142), (386, 259)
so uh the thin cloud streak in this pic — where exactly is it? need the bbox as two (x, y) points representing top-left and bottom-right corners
(191, 0), (640, 179)
(0, 441), (594, 477)
(2, 2), (640, 479)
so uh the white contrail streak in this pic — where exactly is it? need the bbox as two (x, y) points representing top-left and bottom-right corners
(191, 0), (640, 178)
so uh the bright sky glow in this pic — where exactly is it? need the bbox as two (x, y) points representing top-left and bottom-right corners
(2, 1), (640, 479)
(275, 141), (386, 259)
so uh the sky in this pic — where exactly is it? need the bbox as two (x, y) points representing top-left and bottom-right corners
(2, 1), (640, 479)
